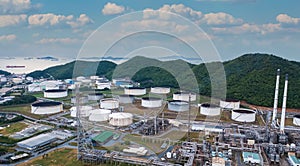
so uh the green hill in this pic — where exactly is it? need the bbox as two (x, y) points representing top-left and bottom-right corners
(0, 69), (10, 76)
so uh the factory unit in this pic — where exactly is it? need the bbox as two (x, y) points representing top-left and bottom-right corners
(219, 99), (240, 109)
(173, 92), (196, 102)
(231, 109), (256, 122)
(150, 87), (170, 94)
(70, 105), (93, 117)
(200, 103), (221, 116)
(88, 93), (104, 101)
(109, 112), (133, 127)
(124, 87), (146, 96)
(141, 97), (162, 108)
(242, 152), (261, 164)
(44, 89), (68, 98)
(17, 133), (57, 151)
(168, 100), (189, 112)
(88, 109), (111, 122)
(118, 94), (135, 104)
(288, 152), (300, 166)
(31, 101), (63, 115)
(100, 98), (119, 109)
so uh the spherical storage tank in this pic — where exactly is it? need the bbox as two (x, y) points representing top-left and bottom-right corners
(231, 109), (256, 122)
(200, 103), (221, 116)
(31, 101), (63, 115)
(118, 95), (135, 104)
(89, 109), (111, 122)
(220, 99), (240, 109)
(141, 97), (162, 108)
(173, 92), (196, 102)
(168, 100), (189, 112)
(124, 87), (146, 96)
(70, 106), (93, 117)
(88, 93), (104, 101)
(293, 115), (300, 126)
(109, 112), (133, 127)
(100, 98), (119, 109)
(44, 89), (68, 98)
(150, 87), (170, 94)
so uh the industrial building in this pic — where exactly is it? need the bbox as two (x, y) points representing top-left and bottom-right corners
(123, 147), (148, 156)
(141, 97), (162, 108)
(44, 89), (68, 98)
(288, 152), (300, 166)
(88, 109), (111, 122)
(168, 100), (189, 112)
(173, 92), (196, 102)
(109, 112), (133, 127)
(100, 98), (119, 109)
(124, 87), (146, 96)
(92, 131), (114, 144)
(17, 133), (57, 151)
(199, 103), (221, 116)
(242, 152), (261, 164)
(31, 101), (63, 114)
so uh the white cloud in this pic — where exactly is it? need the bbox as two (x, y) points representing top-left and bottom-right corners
(143, 4), (202, 21)
(212, 23), (281, 35)
(0, 0), (32, 13)
(0, 14), (27, 27)
(102, 2), (125, 15)
(0, 34), (16, 41)
(37, 38), (80, 44)
(28, 13), (73, 26)
(276, 14), (300, 24)
(202, 12), (243, 25)
(67, 14), (93, 28)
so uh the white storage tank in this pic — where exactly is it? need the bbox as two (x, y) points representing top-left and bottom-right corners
(96, 82), (111, 90)
(293, 115), (300, 126)
(100, 98), (119, 109)
(81, 79), (92, 84)
(200, 103), (221, 116)
(118, 95), (135, 104)
(27, 83), (42, 92)
(71, 96), (88, 104)
(150, 87), (170, 94)
(168, 100), (189, 112)
(141, 97), (162, 108)
(89, 109), (111, 122)
(12, 77), (23, 84)
(31, 101), (63, 115)
(70, 106), (93, 117)
(88, 93), (104, 101)
(231, 109), (256, 122)
(173, 92), (196, 102)
(124, 87), (146, 96)
(0, 76), (7, 82)
(40, 80), (66, 90)
(220, 99), (240, 109)
(76, 76), (85, 82)
(44, 89), (68, 98)
(90, 76), (99, 80)
(109, 112), (133, 127)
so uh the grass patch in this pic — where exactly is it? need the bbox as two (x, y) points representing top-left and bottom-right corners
(0, 104), (46, 119)
(0, 121), (28, 136)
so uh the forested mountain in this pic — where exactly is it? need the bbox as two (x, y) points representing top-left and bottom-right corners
(27, 53), (300, 108)
(0, 70), (10, 76)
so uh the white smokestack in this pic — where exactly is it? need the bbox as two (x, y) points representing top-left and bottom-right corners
(272, 69), (280, 124)
(280, 74), (288, 133)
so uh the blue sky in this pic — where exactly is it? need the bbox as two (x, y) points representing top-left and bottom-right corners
(0, 0), (300, 72)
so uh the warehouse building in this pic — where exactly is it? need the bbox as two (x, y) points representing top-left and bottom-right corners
(17, 133), (57, 151)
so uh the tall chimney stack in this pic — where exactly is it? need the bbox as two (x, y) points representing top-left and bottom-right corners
(280, 74), (288, 133)
(272, 69), (280, 124)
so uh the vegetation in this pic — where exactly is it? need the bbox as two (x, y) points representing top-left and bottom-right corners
(1, 95), (36, 106)
(0, 70), (10, 76)
(0, 115), (24, 126)
(27, 53), (300, 108)
(0, 121), (28, 136)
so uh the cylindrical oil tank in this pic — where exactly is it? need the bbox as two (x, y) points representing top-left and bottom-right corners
(12, 77), (23, 84)
(100, 98), (119, 109)
(0, 76), (7, 82)
(76, 76), (85, 82)
(90, 76), (99, 80)
(168, 100), (189, 112)
(141, 97), (162, 108)
(96, 82), (111, 90)
(231, 109), (256, 122)
(71, 96), (88, 104)
(124, 87), (146, 96)
(81, 79), (92, 84)
(44, 89), (68, 98)
(70, 105), (93, 117)
(293, 115), (300, 126)
(220, 99), (240, 109)
(31, 101), (63, 115)
(89, 109), (111, 122)
(173, 92), (196, 102)
(109, 112), (133, 127)
(88, 93), (104, 101)
(200, 103), (221, 116)
(150, 87), (170, 94)
(118, 95), (135, 104)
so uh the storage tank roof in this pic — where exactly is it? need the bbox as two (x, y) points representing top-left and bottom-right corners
(32, 101), (62, 107)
